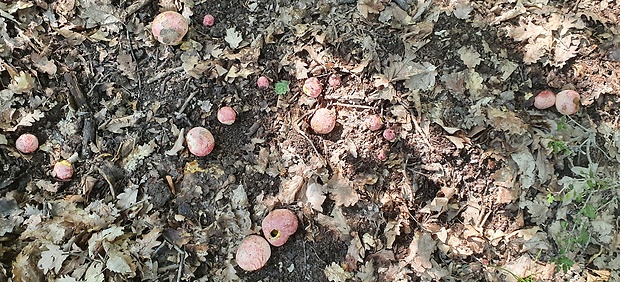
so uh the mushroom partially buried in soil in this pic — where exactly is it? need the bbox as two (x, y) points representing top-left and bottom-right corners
(235, 235), (271, 271)
(310, 108), (336, 135)
(262, 209), (299, 247)
(151, 11), (189, 45)
(534, 90), (556, 110)
(555, 90), (580, 115)
(186, 127), (215, 156)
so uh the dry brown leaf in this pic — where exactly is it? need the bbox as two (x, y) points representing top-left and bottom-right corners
(357, 0), (385, 18)
(30, 53), (57, 75)
(316, 206), (351, 239)
(404, 231), (436, 273)
(327, 172), (359, 207)
(37, 244), (68, 274)
(277, 175), (305, 204)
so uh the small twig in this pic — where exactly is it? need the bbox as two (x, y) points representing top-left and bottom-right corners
(177, 91), (197, 115)
(125, 27), (142, 96)
(333, 102), (377, 109)
(85, 73), (111, 97)
(120, 0), (153, 20)
(147, 66), (184, 84)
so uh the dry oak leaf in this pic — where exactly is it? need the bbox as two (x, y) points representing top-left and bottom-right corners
(327, 172), (359, 207)
(324, 262), (354, 282)
(404, 231), (436, 273)
(38, 244), (69, 274)
(225, 27), (243, 49)
(357, 0), (385, 18)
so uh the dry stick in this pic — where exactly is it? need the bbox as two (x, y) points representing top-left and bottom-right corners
(162, 233), (185, 282)
(125, 27), (142, 95)
(120, 0), (153, 20)
(176, 78), (195, 117)
(147, 66), (184, 84)
(292, 111), (323, 161)
(333, 102), (377, 109)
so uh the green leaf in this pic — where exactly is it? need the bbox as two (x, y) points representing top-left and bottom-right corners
(580, 204), (597, 220)
(274, 80), (290, 95)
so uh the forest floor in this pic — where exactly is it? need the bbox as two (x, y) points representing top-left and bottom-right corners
(1, 0), (620, 281)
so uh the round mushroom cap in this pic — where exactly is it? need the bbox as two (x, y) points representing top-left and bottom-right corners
(534, 90), (556, 110)
(15, 133), (39, 154)
(262, 209), (299, 246)
(186, 127), (215, 156)
(310, 108), (336, 135)
(555, 90), (580, 115)
(151, 11), (189, 45)
(236, 235), (271, 271)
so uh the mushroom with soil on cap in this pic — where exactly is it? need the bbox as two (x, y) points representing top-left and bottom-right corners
(555, 90), (580, 115)
(151, 11), (189, 45)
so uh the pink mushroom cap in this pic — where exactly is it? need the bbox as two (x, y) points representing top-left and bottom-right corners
(236, 235), (271, 271)
(262, 209), (299, 247)
(534, 90), (556, 110)
(186, 127), (215, 156)
(217, 106), (237, 125)
(383, 128), (396, 141)
(15, 133), (39, 154)
(365, 115), (383, 131)
(53, 160), (74, 180)
(328, 74), (341, 88)
(203, 14), (215, 27)
(555, 90), (580, 115)
(310, 108), (336, 135)
(257, 76), (270, 89)
(151, 11), (189, 45)
(303, 77), (322, 98)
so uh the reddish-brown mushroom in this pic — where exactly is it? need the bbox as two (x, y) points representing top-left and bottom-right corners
(310, 108), (336, 135)
(262, 209), (298, 247)
(151, 11), (189, 45)
(534, 90), (556, 110)
(236, 235), (271, 271)
(186, 127), (215, 156)
(15, 133), (38, 154)
(383, 128), (396, 141)
(555, 90), (580, 115)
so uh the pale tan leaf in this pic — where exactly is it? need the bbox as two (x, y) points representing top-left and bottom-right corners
(327, 172), (359, 207)
(105, 247), (135, 275)
(224, 27), (243, 49)
(357, 0), (385, 18)
(7, 110), (44, 132)
(37, 244), (68, 274)
(458, 46), (481, 69)
(404, 231), (436, 273)
(31, 53), (57, 75)
(324, 262), (353, 282)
